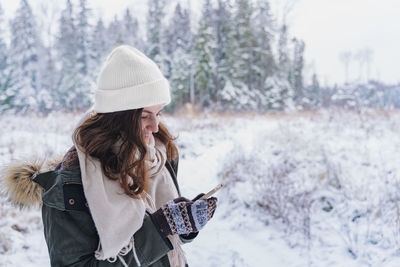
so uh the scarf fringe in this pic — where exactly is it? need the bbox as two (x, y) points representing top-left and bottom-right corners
(95, 236), (141, 267)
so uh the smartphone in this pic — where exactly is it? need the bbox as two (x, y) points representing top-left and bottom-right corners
(199, 183), (224, 200)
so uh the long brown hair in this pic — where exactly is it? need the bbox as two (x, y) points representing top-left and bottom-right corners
(73, 109), (178, 199)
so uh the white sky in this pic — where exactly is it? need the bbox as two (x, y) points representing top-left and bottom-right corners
(2, 0), (399, 86)
(289, 0), (400, 86)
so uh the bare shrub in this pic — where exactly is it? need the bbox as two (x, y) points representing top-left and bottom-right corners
(254, 158), (313, 242)
(219, 143), (313, 245)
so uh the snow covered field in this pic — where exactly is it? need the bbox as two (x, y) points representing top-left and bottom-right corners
(1, 109), (400, 266)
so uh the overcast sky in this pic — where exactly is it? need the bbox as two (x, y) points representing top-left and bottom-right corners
(289, 0), (400, 86)
(2, 0), (399, 86)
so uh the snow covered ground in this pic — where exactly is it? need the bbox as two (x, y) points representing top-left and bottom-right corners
(1, 109), (400, 266)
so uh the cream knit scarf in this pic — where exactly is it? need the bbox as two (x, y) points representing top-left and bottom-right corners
(74, 133), (185, 267)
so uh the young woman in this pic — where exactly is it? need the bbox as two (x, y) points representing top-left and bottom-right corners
(3, 45), (217, 267)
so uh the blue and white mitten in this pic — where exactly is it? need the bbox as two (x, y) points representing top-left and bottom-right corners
(151, 196), (217, 237)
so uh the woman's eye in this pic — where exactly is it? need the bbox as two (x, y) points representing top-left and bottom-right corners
(141, 116), (148, 119)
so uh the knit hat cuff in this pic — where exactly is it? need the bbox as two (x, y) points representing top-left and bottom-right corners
(94, 78), (171, 113)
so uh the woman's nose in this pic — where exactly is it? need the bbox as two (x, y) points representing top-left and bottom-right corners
(147, 116), (159, 133)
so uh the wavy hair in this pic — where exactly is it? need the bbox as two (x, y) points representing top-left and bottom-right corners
(73, 109), (178, 198)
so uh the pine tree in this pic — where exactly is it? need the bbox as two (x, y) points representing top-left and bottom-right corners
(56, 0), (83, 110)
(253, 0), (275, 90)
(217, 0), (244, 109)
(218, 0), (264, 110)
(261, 23), (294, 111)
(107, 16), (124, 49)
(146, 0), (167, 72)
(89, 18), (108, 78)
(212, 0), (233, 103)
(306, 72), (321, 108)
(193, 0), (216, 109)
(0, 3), (13, 111)
(292, 38), (305, 105)
(37, 46), (56, 113)
(73, 0), (93, 109)
(122, 8), (141, 48)
(168, 3), (192, 109)
(0, 3), (6, 78)
(164, 4), (191, 55)
(76, 0), (90, 76)
(231, 0), (256, 90)
(8, 0), (42, 112)
(278, 24), (290, 79)
(162, 3), (191, 80)
(170, 47), (192, 109)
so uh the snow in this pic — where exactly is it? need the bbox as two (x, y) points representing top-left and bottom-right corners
(1, 110), (400, 266)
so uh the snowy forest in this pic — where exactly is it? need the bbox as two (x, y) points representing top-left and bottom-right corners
(1, 1), (400, 267)
(1, 0), (399, 114)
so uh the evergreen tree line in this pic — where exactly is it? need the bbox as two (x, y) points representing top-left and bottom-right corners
(0, 0), (398, 114)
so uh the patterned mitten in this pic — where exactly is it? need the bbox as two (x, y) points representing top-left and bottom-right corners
(151, 196), (217, 237)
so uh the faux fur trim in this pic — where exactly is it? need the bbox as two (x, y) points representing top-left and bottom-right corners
(1, 156), (62, 209)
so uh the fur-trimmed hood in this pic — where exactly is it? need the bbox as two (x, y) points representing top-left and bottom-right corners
(1, 157), (61, 208)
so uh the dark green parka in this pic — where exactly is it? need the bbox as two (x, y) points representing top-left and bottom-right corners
(3, 150), (196, 267)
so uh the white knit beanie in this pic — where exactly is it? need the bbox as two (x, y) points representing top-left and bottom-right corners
(93, 45), (171, 113)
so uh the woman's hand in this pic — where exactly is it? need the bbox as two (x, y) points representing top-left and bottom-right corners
(151, 196), (217, 237)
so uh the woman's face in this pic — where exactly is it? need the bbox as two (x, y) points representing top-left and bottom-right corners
(141, 104), (164, 144)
